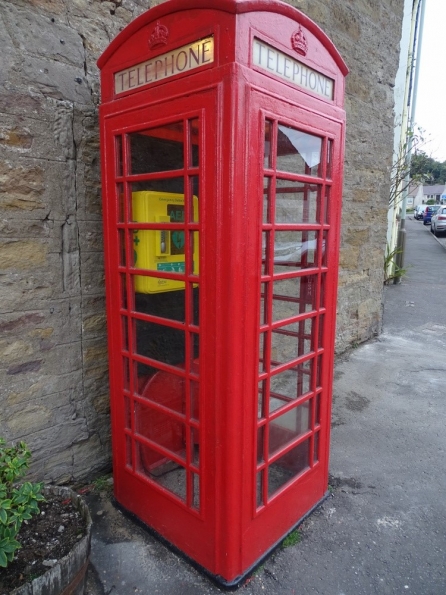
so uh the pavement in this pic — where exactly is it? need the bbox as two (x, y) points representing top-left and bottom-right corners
(84, 215), (446, 595)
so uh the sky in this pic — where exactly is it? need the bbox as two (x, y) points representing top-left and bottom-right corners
(414, 0), (446, 162)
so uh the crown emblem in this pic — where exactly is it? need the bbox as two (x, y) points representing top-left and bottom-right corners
(149, 21), (169, 50)
(291, 26), (308, 56)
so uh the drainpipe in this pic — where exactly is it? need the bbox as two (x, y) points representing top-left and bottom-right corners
(394, 0), (426, 282)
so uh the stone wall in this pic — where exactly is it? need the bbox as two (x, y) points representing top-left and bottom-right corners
(0, 0), (404, 482)
(296, 0), (402, 348)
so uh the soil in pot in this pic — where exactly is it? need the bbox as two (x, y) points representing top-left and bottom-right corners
(0, 490), (87, 594)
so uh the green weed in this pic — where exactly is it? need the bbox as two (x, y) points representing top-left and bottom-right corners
(282, 529), (302, 548)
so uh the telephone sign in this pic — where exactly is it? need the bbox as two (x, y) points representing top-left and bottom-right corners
(99, 0), (347, 586)
(114, 36), (214, 94)
(252, 38), (334, 99)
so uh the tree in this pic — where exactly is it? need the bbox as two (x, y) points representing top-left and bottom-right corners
(410, 151), (446, 184)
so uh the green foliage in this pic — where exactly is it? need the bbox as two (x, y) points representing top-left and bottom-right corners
(410, 150), (446, 185)
(92, 473), (113, 493)
(282, 529), (302, 548)
(384, 244), (406, 285)
(0, 438), (44, 568)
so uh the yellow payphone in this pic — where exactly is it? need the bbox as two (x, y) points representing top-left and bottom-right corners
(132, 191), (199, 293)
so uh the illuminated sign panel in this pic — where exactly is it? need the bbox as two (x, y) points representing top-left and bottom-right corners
(252, 38), (334, 100)
(114, 37), (214, 95)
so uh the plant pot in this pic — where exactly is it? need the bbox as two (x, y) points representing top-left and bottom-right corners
(11, 486), (92, 595)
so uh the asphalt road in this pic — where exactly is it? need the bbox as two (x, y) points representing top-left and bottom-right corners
(384, 214), (446, 330)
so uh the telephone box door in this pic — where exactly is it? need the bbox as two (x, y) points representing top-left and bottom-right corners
(241, 90), (344, 555)
(101, 90), (219, 571)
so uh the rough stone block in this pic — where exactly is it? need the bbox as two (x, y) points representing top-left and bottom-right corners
(22, 55), (91, 104)
(0, 156), (79, 221)
(0, 239), (48, 270)
(0, 3), (85, 68)
(0, 160), (45, 211)
(78, 220), (105, 253)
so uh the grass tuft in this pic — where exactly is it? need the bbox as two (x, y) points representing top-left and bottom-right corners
(282, 529), (302, 548)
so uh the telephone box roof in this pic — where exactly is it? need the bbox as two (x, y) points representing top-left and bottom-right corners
(98, 0), (348, 76)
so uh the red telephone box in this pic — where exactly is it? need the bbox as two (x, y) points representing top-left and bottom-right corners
(98, 0), (347, 586)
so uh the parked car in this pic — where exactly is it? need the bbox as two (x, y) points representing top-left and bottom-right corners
(430, 205), (446, 236)
(423, 204), (441, 225)
(414, 204), (427, 220)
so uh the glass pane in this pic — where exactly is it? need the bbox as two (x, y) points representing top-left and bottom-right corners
(271, 319), (314, 365)
(123, 357), (130, 390)
(257, 470), (264, 508)
(138, 368), (185, 414)
(191, 428), (200, 467)
(188, 231), (200, 275)
(153, 463), (187, 501)
(260, 282), (269, 324)
(259, 332), (267, 372)
(324, 186), (331, 224)
(272, 276), (318, 322)
(315, 393), (321, 425)
(258, 380), (267, 419)
(122, 316), (129, 351)
(131, 178), (185, 197)
(313, 432), (319, 464)
(270, 360), (312, 413)
(133, 270), (187, 295)
(115, 135), (123, 177)
(257, 425), (265, 463)
(135, 318), (185, 367)
(316, 355), (323, 389)
(264, 120), (273, 169)
(275, 179), (320, 224)
(270, 369), (295, 413)
(277, 126), (322, 176)
(188, 333), (200, 371)
(274, 231), (318, 271)
(134, 290), (186, 323)
(124, 397), (132, 428)
(326, 139), (333, 179)
(269, 403), (311, 456)
(137, 442), (187, 501)
(322, 231), (328, 267)
(297, 358), (312, 396)
(120, 274), (128, 309)
(318, 314), (325, 349)
(134, 284), (199, 326)
(320, 274), (326, 309)
(119, 229), (126, 267)
(268, 438), (310, 496)
(126, 435), (132, 467)
(188, 176), (200, 222)
(189, 119), (199, 168)
(263, 177), (273, 223)
(135, 402), (185, 459)
(192, 472), (200, 510)
(190, 286), (200, 326)
(129, 122), (184, 174)
(261, 232), (272, 275)
(117, 183), (125, 222)
(190, 380), (200, 422)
